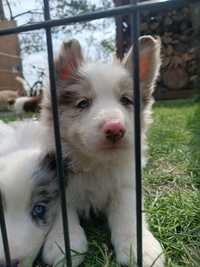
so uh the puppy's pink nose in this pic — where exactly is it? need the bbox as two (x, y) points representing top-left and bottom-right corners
(102, 121), (126, 143)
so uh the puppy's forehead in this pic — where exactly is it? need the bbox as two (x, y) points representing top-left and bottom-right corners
(80, 62), (130, 92)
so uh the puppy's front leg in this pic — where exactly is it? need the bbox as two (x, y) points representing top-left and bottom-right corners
(107, 187), (164, 267)
(107, 187), (137, 266)
(42, 206), (87, 267)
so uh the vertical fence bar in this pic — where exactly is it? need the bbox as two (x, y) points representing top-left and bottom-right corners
(130, 0), (143, 266)
(0, 193), (11, 267)
(43, 1), (72, 266)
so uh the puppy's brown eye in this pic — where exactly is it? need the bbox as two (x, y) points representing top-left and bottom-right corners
(76, 98), (90, 109)
(120, 96), (133, 106)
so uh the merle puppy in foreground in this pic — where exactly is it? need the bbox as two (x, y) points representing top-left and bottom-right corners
(41, 35), (165, 266)
(0, 121), (60, 267)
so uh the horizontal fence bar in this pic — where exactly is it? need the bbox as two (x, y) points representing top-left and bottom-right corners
(43, 0), (72, 266)
(0, 0), (198, 36)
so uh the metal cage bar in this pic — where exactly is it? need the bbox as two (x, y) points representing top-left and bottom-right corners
(0, 1), (194, 267)
(130, 1), (143, 266)
(0, 0), (198, 37)
(43, 1), (72, 266)
(0, 193), (11, 267)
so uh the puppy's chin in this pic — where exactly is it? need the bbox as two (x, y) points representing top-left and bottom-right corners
(81, 140), (131, 163)
(98, 138), (130, 150)
(65, 135), (132, 166)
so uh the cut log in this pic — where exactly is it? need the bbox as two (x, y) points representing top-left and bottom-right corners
(164, 16), (173, 26)
(163, 67), (189, 90)
(162, 33), (172, 44)
(165, 45), (174, 56)
(169, 55), (183, 68)
(114, 0), (199, 100)
(162, 57), (171, 68)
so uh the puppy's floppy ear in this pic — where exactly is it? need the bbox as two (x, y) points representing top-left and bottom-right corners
(123, 35), (161, 104)
(41, 152), (57, 173)
(55, 39), (84, 81)
(40, 152), (73, 179)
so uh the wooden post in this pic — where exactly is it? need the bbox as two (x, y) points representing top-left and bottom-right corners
(0, 20), (24, 95)
(113, 0), (131, 59)
(0, 0), (5, 20)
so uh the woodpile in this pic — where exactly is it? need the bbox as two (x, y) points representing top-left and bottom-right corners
(140, 6), (200, 99)
(114, 0), (200, 100)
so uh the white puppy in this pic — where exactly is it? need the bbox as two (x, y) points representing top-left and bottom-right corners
(41, 35), (164, 267)
(0, 121), (60, 267)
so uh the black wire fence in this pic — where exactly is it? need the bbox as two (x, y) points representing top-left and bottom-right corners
(0, 0), (198, 267)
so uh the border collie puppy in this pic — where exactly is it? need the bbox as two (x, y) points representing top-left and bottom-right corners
(41, 35), (164, 267)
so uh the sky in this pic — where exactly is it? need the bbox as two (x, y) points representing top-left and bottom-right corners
(2, 0), (114, 88)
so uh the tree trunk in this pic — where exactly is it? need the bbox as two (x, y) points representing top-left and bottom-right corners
(0, 0), (5, 20)
(113, 0), (131, 59)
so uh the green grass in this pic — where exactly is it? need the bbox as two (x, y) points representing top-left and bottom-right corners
(1, 99), (199, 267)
(144, 99), (200, 267)
(0, 111), (37, 123)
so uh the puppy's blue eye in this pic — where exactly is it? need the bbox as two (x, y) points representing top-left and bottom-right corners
(32, 204), (46, 220)
(76, 99), (90, 109)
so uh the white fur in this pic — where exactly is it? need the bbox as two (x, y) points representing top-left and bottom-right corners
(0, 148), (47, 265)
(0, 121), (56, 266)
(0, 120), (46, 156)
(41, 40), (165, 266)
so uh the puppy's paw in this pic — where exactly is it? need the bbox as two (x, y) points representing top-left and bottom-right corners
(115, 233), (164, 267)
(143, 230), (165, 267)
(114, 234), (137, 266)
(42, 227), (88, 267)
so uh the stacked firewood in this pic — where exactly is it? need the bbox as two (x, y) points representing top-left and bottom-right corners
(114, 0), (200, 99)
(140, 6), (200, 99)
